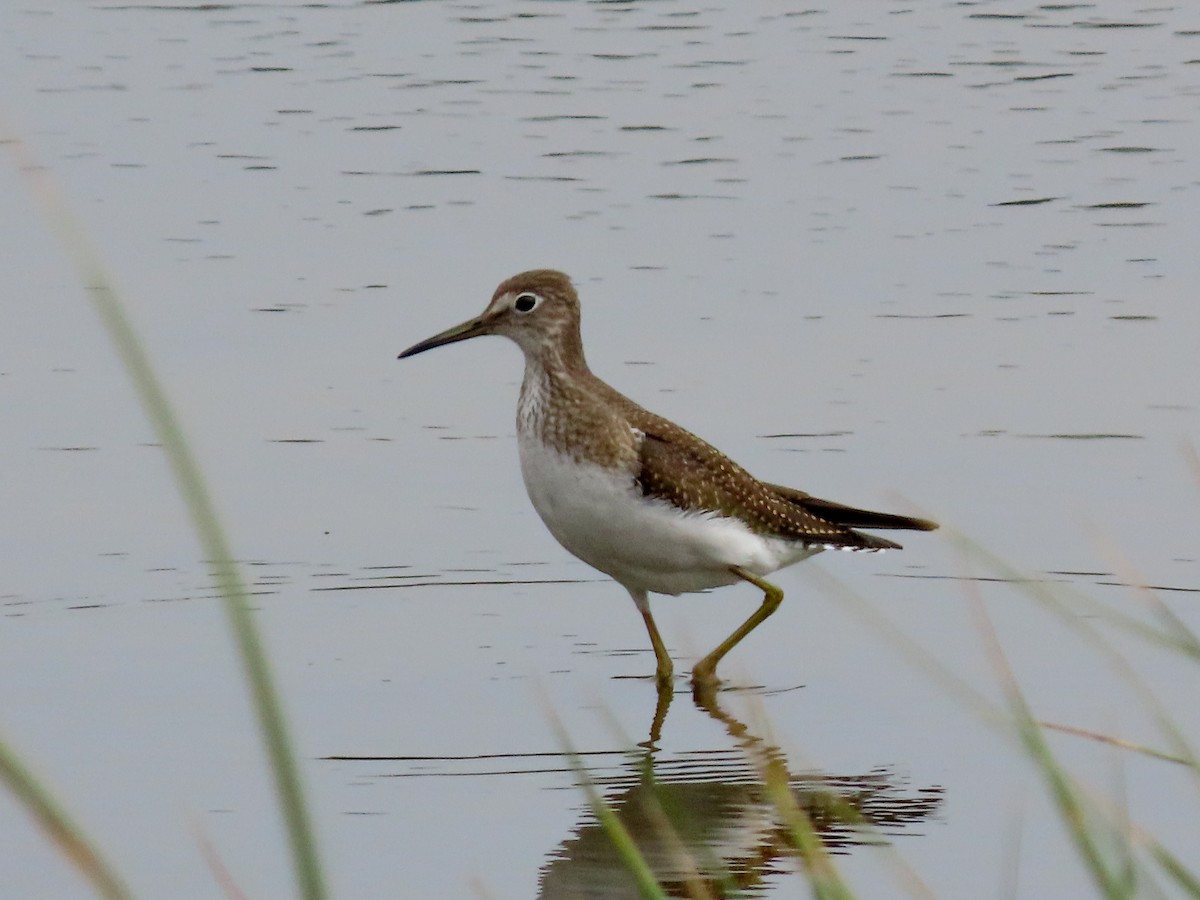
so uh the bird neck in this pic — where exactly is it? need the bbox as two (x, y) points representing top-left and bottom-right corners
(513, 321), (641, 468)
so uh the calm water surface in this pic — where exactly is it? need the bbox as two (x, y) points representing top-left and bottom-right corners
(2, 2), (1198, 897)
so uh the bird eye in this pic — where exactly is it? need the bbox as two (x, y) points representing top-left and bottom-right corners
(514, 292), (540, 313)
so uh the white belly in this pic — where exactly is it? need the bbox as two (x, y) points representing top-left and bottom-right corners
(517, 437), (820, 595)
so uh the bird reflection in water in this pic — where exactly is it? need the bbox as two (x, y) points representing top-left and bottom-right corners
(326, 677), (943, 898)
(538, 685), (943, 899)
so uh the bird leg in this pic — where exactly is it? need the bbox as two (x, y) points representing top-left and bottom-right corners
(628, 588), (674, 688)
(692, 566), (784, 687)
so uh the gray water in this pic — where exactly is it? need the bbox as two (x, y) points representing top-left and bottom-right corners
(2, 3), (1198, 897)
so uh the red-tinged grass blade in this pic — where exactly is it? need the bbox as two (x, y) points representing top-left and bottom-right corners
(1039, 722), (1189, 767)
(194, 822), (251, 900)
(0, 737), (131, 900)
(6, 133), (326, 899)
(1183, 440), (1200, 487)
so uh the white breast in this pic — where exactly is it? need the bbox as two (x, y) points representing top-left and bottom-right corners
(517, 435), (819, 596)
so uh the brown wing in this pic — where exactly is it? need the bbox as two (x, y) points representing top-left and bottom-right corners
(630, 415), (891, 550)
(585, 373), (927, 550)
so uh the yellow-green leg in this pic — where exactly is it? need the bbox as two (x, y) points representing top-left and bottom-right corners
(692, 566), (784, 687)
(628, 587), (674, 688)
(629, 589), (676, 746)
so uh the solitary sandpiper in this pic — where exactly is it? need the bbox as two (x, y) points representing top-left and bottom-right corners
(399, 270), (936, 690)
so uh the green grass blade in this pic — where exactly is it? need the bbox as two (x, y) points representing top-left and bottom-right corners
(8, 137), (327, 899)
(1147, 842), (1200, 898)
(760, 758), (855, 900)
(544, 707), (669, 900)
(585, 784), (673, 900)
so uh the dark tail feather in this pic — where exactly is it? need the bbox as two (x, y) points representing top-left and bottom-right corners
(767, 483), (939, 533)
(850, 531), (904, 551)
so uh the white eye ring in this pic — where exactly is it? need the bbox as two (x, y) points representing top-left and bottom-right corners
(513, 292), (541, 313)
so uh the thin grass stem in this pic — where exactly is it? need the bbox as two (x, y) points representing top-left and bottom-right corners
(543, 703), (669, 900)
(0, 737), (132, 900)
(7, 134), (326, 899)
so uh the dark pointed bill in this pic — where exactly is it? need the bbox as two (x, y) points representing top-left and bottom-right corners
(398, 315), (490, 359)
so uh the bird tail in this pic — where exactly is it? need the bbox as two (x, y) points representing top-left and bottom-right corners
(767, 483), (939, 543)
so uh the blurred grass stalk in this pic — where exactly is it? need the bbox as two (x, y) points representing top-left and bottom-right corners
(967, 527), (1200, 899)
(760, 756), (856, 900)
(0, 738), (131, 900)
(813, 511), (1200, 899)
(5, 136), (326, 898)
(545, 702), (672, 900)
(737, 698), (936, 900)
